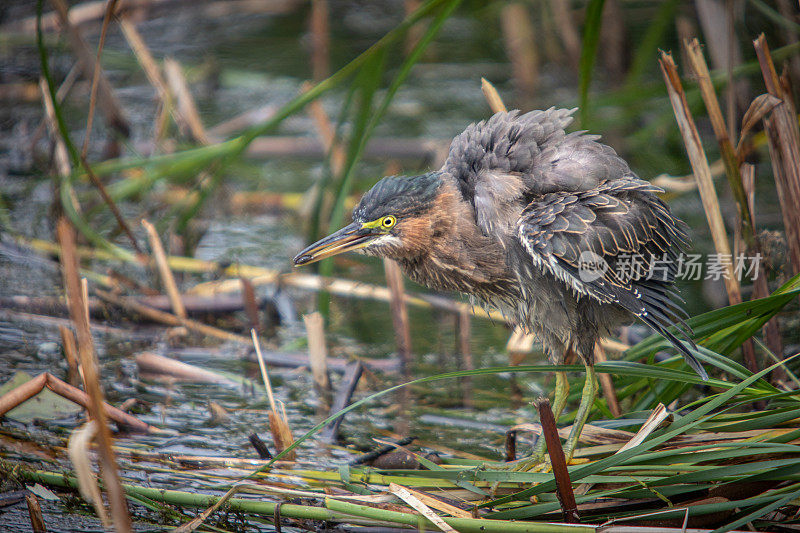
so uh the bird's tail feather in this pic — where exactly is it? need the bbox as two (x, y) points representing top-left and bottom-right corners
(639, 314), (708, 381)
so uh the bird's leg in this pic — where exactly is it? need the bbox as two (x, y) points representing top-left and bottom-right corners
(528, 371), (569, 459)
(561, 362), (598, 462)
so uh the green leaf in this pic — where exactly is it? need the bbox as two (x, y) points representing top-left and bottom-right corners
(578, 0), (606, 127)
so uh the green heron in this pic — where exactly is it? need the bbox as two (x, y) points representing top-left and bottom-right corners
(294, 108), (707, 469)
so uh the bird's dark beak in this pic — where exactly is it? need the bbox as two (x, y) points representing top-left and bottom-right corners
(293, 222), (378, 266)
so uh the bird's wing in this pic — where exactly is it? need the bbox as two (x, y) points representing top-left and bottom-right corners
(517, 178), (706, 379)
(442, 109), (633, 237)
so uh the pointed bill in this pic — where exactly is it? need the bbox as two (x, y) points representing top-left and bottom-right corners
(293, 222), (378, 266)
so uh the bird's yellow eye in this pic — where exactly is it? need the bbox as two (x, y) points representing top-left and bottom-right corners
(381, 215), (396, 229)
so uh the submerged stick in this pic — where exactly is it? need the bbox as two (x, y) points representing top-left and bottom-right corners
(321, 361), (363, 444)
(95, 288), (246, 343)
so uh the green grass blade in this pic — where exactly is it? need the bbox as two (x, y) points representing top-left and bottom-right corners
(578, 0), (606, 127)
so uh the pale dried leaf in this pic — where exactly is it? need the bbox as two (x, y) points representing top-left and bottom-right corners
(389, 483), (457, 532)
(616, 404), (670, 454)
(67, 421), (110, 529)
(739, 93), (782, 147)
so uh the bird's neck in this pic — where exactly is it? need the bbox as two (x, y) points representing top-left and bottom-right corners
(396, 178), (517, 300)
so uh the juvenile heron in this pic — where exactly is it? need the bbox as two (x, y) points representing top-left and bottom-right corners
(294, 108), (707, 468)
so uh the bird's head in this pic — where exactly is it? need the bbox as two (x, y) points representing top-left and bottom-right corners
(293, 172), (442, 266)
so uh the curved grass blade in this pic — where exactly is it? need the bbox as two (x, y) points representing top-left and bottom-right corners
(578, 0), (606, 127)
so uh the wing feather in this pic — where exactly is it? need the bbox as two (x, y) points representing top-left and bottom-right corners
(517, 179), (706, 379)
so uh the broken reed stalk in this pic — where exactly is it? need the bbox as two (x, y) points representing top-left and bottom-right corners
(251, 329), (295, 460)
(0, 372), (153, 433)
(119, 16), (175, 144)
(240, 276), (261, 332)
(142, 219), (187, 319)
(659, 51), (742, 305)
(754, 34), (800, 274)
(389, 483), (471, 519)
(135, 352), (241, 387)
(303, 312), (331, 402)
(481, 77), (507, 113)
(55, 218), (133, 532)
(321, 360), (363, 443)
(684, 38), (755, 246)
(536, 397), (578, 523)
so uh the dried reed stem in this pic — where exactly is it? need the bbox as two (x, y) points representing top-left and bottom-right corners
(660, 51), (741, 305)
(684, 38), (755, 246)
(309, 0), (330, 81)
(251, 329), (295, 458)
(142, 219), (186, 318)
(388, 483), (457, 532)
(754, 34), (800, 274)
(57, 220), (132, 531)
